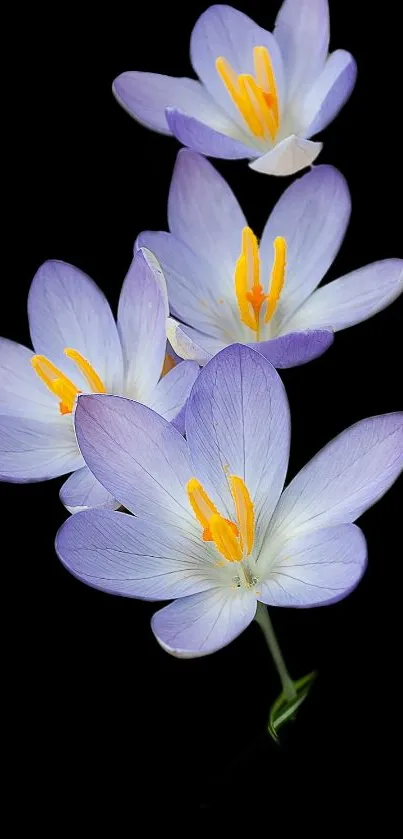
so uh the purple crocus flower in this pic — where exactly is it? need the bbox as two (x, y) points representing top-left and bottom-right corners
(56, 344), (403, 658)
(0, 249), (198, 513)
(113, 2), (357, 176)
(138, 150), (403, 368)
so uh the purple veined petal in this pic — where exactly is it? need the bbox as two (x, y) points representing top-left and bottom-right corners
(303, 50), (357, 137)
(136, 231), (237, 339)
(165, 108), (256, 159)
(28, 260), (123, 392)
(74, 394), (196, 528)
(151, 587), (257, 658)
(113, 71), (248, 140)
(273, 0), (329, 102)
(168, 150), (246, 298)
(59, 465), (119, 515)
(117, 249), (167, 403)
(269, 413), (403, 544)
(258, 524), (367, 607)
(0, 337), (57, 421)
(252, 329), (333, 368)
(249, 135), (322, 176)
(56, 509), (218, 600)
(167, 319), (226, 366)
(0, 414), (83, 482)
(146, 360), (199, 423)
(259, 165), (351, 326)
(190, 5), (285, 127)
(280, 261), (403, 334)
(186, 344), (291, 552)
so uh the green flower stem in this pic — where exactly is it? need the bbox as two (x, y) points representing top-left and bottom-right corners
(255, 602), (297, 702)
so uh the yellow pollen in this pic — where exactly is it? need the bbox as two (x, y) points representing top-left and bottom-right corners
(215, 46), (279, 141)
(161, 352), (176, 377)
(31, 348), (106, 415)
(234, 229), (287, 334)
(186, 475), (255, 565)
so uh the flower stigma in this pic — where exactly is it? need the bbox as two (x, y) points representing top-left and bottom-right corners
(234, 227), (287, 338)
(216, 46), (280, 141)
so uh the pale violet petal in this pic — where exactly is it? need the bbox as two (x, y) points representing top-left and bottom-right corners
(249, 135), (322, 176)
(280, 260), (403, 333)
(166, 108), (256, 159)
(259, 524), (367, 607)
(56, 510), (218, 599)
(302, 50), (357, 137)
(59, 465), (119, 514)
(28, 260), (123, 392)
(146, 361), (199, 422)
(274, 0), (329, 101)
(0, 337), (57, 420)
(186, 344), (290, 551)
(252, 330), (333, 367)
(152, 588), (257, 658)
(0, 414), (83, 482)
(167, 319), (226, 365)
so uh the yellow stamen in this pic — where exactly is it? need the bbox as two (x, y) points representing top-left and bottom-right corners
(161, 352), (176, 377)
(264, 236), (287, 323)
(234, 227), (265, 333)
(229, 475), (255, 556)
(187, 478), (220, 540)
(209, 514), (243, 563)
(64, 348), (106, 393)
(31, 355), (80, 415)
(215, 46), (280, 140)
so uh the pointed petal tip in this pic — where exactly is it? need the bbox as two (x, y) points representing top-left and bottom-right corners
(249, 136), (322, 176)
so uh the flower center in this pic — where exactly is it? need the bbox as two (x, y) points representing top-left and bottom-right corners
(31, 348), (106, 415)
(234, 227), (287, 338)
(187, 475), (255, 577)
(215, 45), (280, 141)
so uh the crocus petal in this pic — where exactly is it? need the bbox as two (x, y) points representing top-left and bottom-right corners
(113, 71), (247, 139)
(165, 108), (256, 159)
(252, 329), (333, 367)
(273, 0), (329, 101)
(0, 415), (83, 482)
(303, 50), (357, 137)
(146, 361), (199, 422)
(117, 249), (167, 402)
(269, 413), (403, 544)
(190, 5), (285, 124)
(59, 466), (118, 514)
(74, 394), (196, 528)
(0, 337), (56, 420)
(259, 524), (367, 607)
(249, 135), (322, 176)
(186, 344), (290, 550)
(151, 588), (257, 658)
(28, 260), (123, 391)
(259, 165), (351, 324)
(280, 260), (403, 333)
(168, 150), (246, 298)
(167, 319), (226, 366)
(56, 510), (218, 599)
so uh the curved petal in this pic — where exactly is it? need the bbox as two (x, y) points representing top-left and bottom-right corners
(59, 465), (119, 514)
(249, 135), (322, 176)
(190, 5), (285, 124)
(259, 524), (367, 607)
(168, 150), (246, 297)
(151, 588), (257, 658)
(252, 329), (333, 367)
(74, 394), (196, 528)
(56, 510), (218, 599)
(117, 249), (167, 402)
(274, 0), (329, 101)
(167, 319), (226, 365)
(113, 71), (247, 139)
(0, 414), (82, 482)
(303, 50), (357, 137)
(166, 108), (256, 158)
(146, 361), (199, 421)
(28, 260), (123, 392)
(0, 337), (57, 420)
(186, 344), (290, 551)
(281, 260), (403, 333)
(259, 165), (351, 325)
(269, 413), (403, 544)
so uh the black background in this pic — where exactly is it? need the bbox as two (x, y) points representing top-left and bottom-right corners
(4, 0), (402, 815)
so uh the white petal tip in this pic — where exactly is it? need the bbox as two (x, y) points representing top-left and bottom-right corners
(249, 136), (323, 176)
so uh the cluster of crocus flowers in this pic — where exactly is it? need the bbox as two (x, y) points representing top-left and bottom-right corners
(1, 0), (402, 738)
